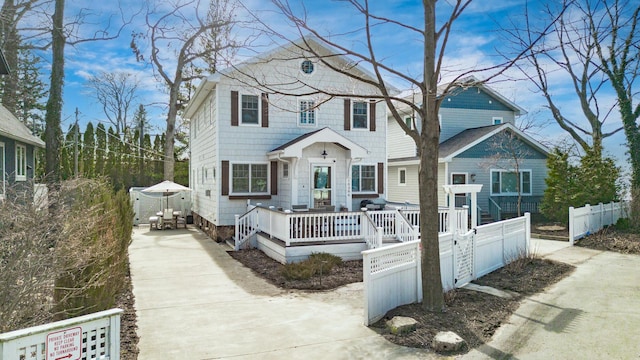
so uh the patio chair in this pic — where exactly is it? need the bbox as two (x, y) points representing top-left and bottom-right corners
(176, 214), (187, 229)
(163, 208), (174, 229)
(149, 216), (159, 230)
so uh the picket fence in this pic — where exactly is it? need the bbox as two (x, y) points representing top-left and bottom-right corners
(362, 214), (530, 325)
(569, 201), (629, 245)
(0, 309), (122, 360)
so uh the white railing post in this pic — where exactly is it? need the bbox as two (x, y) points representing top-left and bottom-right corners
(362, 251), (371, 325)
(525, 212), (531, 257)
(234, 214), (240, 249)
(585, 204), (592, 235)
(376, 226), (383, 248)
(569, 206), (575, 245)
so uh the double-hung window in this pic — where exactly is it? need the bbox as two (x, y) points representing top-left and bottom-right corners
(241, 94), (259, 125)
(491, 169), (531, 195)
(299, 100), (316, 126)
(352, 165), (376, 192)
(352, 101), (368, 129)
(15, 144), (26, 181)
(398, 168), (406, 185)
(232, 163), (268, 194)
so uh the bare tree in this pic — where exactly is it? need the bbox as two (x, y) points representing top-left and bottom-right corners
(515, 0), (640, 222)
(86, 71), (140, 134)
(513, 0), (625, 157)
(237, 1), (560, 311)
(131, 0), (239, 181)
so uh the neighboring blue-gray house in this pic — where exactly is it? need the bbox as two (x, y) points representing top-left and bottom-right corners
(0, 104), (45, 199)
(387, 81), (550, 221)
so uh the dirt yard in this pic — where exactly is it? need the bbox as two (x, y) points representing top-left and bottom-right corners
(229, 248), (574, 354)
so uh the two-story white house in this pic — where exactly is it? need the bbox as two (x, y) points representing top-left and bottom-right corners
(387, 81), (550, 222)
(184, 38), (390, 238)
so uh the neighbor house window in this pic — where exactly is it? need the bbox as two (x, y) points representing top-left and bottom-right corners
(352, 165), (376, 192)
(15, 144), (26, 181)
(283, 163), (289, 178)
(493, 117), (503, 125)
(232, 163), (268, 193)
(241, 94), (259, 124)
(299, 100), (316, 126)
(352, 101), (368, 129)
(398, 168), (406, 185)
(491, 169), (531, 195)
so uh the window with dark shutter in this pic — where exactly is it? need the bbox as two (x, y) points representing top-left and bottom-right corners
(231, 91), (238, 126)
(369, 101), (376, 131)
(221, 161), (229, 195)
(262, 93), (269, 127)
(378, 162), (384, 194)
(344, 99), (351, 130)
(270, 161), (278, 195)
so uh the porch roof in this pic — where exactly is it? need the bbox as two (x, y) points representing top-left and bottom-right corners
(268, 127), (369, 159)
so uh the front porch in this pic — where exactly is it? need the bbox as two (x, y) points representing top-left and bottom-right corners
(234, 201), (470, 263)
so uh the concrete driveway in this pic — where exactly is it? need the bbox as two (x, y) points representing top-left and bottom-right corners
(129, 227), (640, 359)
(461, 243), (640, 359)
(129, 226), (434, 359)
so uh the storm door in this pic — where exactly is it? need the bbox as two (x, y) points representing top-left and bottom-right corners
(312, 165), (333, 208)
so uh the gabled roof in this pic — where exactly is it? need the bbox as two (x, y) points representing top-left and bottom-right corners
(184, 36), (398, 119)
(268, 127), (369, 159)
(442, 76), (527, 116)
(0, 104), (45, 147)
(439, 123), (549, 162)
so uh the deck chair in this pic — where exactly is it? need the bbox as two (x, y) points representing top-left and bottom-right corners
(163, 208), (174, 229)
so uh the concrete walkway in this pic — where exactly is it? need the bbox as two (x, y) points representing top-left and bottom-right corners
(461, 240), (640, 360)
(129, 226), (434, 359)
(130, 227), (640, 359)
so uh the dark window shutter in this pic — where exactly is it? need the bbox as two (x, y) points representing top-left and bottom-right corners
(231, 91), (238, 126)
(262, 93), (269, 128)
(344, 99), (351, 130)
(369, 101), (376, 131)
(378, 162), (384, 194)
(270, 161), (278, 195)
(222, 161), (229, 195)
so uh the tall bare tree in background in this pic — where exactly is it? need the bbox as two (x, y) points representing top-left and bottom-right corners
(514, 0), (640, 222)
(244, 0), (560, 311)
(0, 0), (132, 181)
(85, 71), (140, 134)
(131, 0), (239, 181)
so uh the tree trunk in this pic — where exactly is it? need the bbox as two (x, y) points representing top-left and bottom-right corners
(420, 0), (444, 312)
(163, 80), (180, 181)
(44, 0), (65, 183)
(0, 0), (19, 113)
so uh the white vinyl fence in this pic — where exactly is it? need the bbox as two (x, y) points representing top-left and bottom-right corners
(362, 214), (530, 325)
(569, 201), (629, 245)
(129, 187), (191, 225)
(0, 308), (122, 360)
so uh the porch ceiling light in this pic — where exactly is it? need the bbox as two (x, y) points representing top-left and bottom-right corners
(322, 144), (328, 159)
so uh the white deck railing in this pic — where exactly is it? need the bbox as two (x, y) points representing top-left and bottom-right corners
(401, 207), (468, 233)
(0, 308), (122, 360)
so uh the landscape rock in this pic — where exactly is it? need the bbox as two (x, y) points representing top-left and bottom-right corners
(432, 331), (466, 352)
(386, 316), (417, 335)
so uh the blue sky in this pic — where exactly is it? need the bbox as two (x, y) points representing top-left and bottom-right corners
(53, 0), (630, 173)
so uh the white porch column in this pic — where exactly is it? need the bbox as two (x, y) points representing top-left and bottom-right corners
(290, 158), (299, 205)
(470, 191), (478, 228)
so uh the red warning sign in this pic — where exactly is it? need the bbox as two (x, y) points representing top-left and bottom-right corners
(46, 327), (82, 360)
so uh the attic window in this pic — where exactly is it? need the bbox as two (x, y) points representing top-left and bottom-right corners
(301, 60), (314, 74)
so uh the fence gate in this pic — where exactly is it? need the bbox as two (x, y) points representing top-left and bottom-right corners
(454, 230), (475, 287)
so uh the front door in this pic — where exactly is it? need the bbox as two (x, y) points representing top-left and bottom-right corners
(312, 165), (332, 208)
(451, 173), (467, 207)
